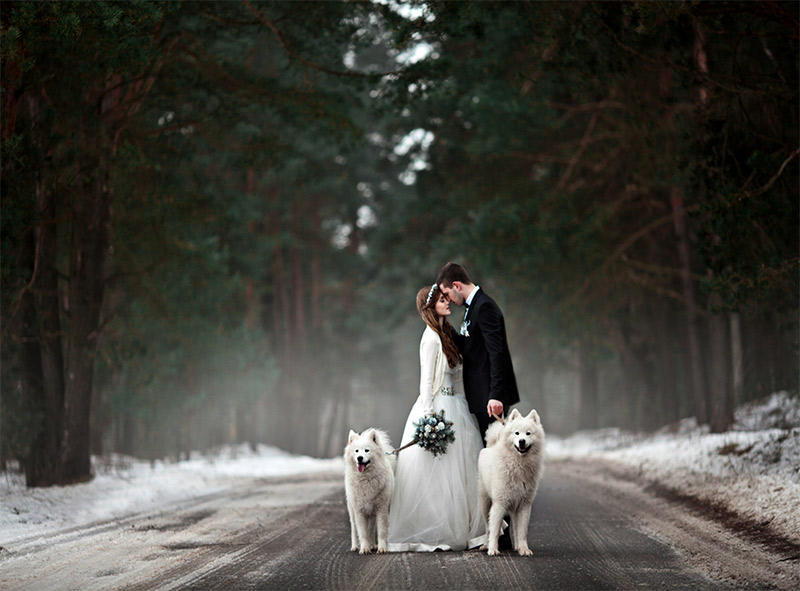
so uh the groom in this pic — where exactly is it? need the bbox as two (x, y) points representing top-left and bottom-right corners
(436, 262), (519, 440)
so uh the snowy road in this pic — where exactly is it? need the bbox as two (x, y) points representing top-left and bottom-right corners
(2, 461), (796, 591)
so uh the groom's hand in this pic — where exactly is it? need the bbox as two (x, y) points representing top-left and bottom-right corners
(487, 399), (504, 418)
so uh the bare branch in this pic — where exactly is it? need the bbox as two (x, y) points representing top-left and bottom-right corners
(621, 254), (706, 282)
(572, 203), (700, 301)
(735, 148), (799, 201)
(622, 265), (701, 310)
(556, 96), (611, 191)
(242, 0), (404, 79)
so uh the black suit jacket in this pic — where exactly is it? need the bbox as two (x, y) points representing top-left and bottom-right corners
(456, 289), (519, 435)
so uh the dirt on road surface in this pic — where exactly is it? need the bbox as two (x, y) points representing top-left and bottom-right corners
(1, 460), (797, 590)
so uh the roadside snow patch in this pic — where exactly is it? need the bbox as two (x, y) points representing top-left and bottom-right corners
(548, 392), (800, 543)
(0, 444), (342, 546)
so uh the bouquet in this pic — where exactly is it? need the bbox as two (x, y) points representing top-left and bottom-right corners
(391, 409), (456, 457)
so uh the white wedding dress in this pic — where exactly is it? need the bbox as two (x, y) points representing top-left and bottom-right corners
(387, 326), (486, 552)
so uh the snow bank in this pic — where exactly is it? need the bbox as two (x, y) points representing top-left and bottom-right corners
(548, 391), (800, 542)
(0, 444), (342, 546)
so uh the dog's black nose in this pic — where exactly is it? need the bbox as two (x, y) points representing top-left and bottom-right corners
(519, 439), (526, 447)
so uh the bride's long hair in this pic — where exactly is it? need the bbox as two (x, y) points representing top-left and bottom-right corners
(416, 285), (461, 368)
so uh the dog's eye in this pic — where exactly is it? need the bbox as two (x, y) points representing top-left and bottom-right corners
(526, 432), (531, 436)
(515, 431), (519, 435)
(365, 448), (370, 453)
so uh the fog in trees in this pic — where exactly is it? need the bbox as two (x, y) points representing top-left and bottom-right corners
(2, 1), (797, 486)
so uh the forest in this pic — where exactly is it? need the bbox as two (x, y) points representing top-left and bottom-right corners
(1, 1), (797, 487)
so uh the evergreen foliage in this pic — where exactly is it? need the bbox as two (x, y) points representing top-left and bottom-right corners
(1, 1), (797, 484)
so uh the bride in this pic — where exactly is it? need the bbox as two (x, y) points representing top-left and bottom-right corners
(387, 283), (485, 552)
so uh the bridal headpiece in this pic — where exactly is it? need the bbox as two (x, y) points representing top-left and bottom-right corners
(425, 283), (438, 305)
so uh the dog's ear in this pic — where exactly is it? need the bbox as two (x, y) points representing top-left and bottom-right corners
(508, 408), (522, 421)
(526, 409), (541, 424)
(367, 428), (378, 443)
(348, 430), (359, 443)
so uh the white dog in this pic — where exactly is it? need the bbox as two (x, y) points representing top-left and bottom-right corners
(478, 408), (545, 556)
(344, 428), (396, 554)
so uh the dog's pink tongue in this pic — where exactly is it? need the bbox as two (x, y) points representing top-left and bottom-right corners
(358, 464), (365, 473)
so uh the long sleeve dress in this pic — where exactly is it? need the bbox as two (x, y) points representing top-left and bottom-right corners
(387, 326), (486, 552)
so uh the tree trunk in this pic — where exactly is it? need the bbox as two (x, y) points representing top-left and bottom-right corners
(671, 188), (708, 423)
(617, 349), (636, 431)
(328, 369), (352, 457)
(769, 313), (798, 393)
(729, 313), (743, 407)
(243, 168), (261, 332)
(708, 293), (733, 432)
(531, 360), (547, 425)
(636, 359), (659, 432)
(292, 245), (306, 357)
(656, 305), (679, 425)
(310, 209), (322, 332)
(274, 247), (292, 363)
(61, 158), (113, 483)
(20, 234), (58, 486)
(577, 343), (599, 430)
(316, 398), (336, 458)
(612, 315), (642, 431)
(23, 96), (66, 487)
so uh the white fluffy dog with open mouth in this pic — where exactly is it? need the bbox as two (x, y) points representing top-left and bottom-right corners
(478, 408), (545, 556)
(344, 428), (396, 554)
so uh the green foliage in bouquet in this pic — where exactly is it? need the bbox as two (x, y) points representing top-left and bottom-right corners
(411, 409), (456, 457)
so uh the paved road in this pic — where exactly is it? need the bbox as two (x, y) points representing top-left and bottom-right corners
(1, 462), (795, 590)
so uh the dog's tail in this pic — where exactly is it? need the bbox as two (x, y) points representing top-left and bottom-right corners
(484, 420), (503, 447)
(374, 429), (397, 471)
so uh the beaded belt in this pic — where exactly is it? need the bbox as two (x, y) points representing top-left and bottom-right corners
(440, 386), (455, 396)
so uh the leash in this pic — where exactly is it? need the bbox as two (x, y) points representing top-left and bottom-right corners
(491, 412), (505, 425)
(387, 439), (417, 455)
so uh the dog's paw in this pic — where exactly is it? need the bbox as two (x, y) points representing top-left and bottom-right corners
(350, 545), (359, 552)
(376, 545), (387, 554)
(487, 547), (500, 556)
(517, 546), (532, 557)
(358, 546), (372, 555)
